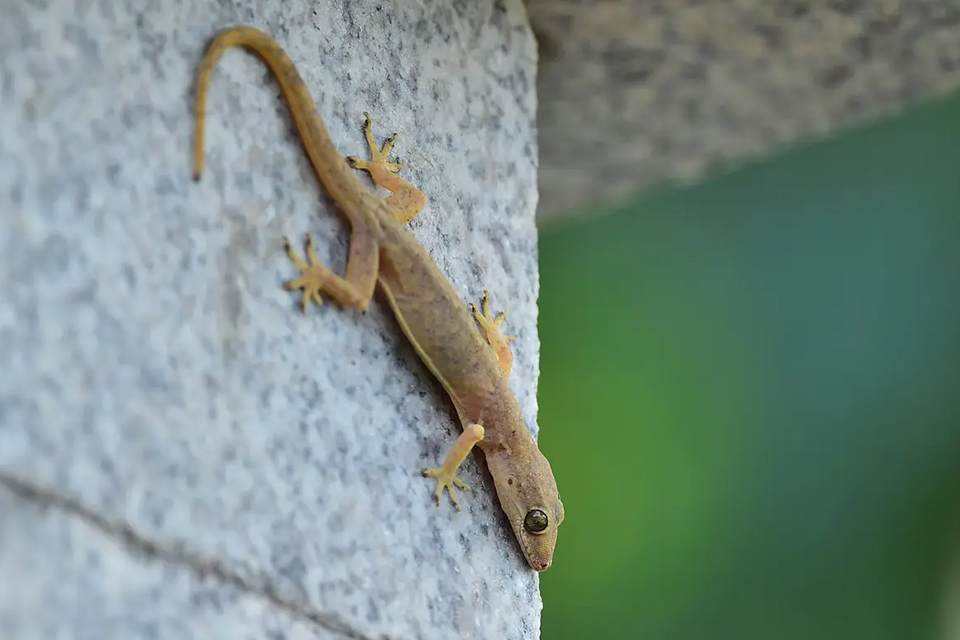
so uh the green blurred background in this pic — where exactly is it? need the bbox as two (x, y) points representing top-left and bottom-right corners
(537, 90), (960, 640)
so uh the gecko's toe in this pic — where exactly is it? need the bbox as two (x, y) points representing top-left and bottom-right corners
(284, 234), (331, 312)
(422, 467), (470, 512)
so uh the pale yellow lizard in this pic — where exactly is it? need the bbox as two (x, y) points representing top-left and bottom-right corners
(192, 26), (563, 571)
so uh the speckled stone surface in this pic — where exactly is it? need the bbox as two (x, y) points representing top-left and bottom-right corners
(0, 482), (344, 640)
(0, 1), (542, 639)
(528, 0), (960, 221)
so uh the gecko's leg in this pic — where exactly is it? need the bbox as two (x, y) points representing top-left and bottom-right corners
(470, 290), (515, 377)
(190, 33), (380, 315)
(422, 423), (485, 511)
(346, 112), (427, 225)
(283, 229), (379, 312)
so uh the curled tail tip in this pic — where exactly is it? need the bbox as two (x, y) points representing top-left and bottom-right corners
(192, 156), (205, 181)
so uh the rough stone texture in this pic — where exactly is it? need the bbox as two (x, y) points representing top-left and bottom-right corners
(0, 1), (543, 639)
(0, 480), (346, 640)
(528, 0), (960, 221)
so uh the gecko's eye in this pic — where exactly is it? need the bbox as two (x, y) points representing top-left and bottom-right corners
(523, 508), (549, 534)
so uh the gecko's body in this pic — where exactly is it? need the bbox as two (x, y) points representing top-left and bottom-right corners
(193, 27), (563, 571)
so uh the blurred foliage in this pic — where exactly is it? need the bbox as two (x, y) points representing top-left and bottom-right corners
(537, 91), (960, 640)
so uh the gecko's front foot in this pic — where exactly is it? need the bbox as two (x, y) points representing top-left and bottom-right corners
(471, 290), (515, 376)
(283, 233), (335, 311)
(421, 422), (484, 512)
(422, 466), (471, 512)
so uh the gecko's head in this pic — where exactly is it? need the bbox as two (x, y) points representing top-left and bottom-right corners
(487, 447), (565, 571)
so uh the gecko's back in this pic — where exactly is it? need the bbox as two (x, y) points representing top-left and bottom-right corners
(374, 216), (565, 571)
(374, 215), (518, 434)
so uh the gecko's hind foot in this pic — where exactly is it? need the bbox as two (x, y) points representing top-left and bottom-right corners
(422, 466), (471, 512)
(283, 234), (334, 312)
(346, 112), (406, 175)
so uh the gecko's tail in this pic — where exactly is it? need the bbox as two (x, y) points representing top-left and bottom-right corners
(193, 26), (369, 210)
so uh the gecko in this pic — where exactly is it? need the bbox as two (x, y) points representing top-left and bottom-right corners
(192, 26), (563, 571)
